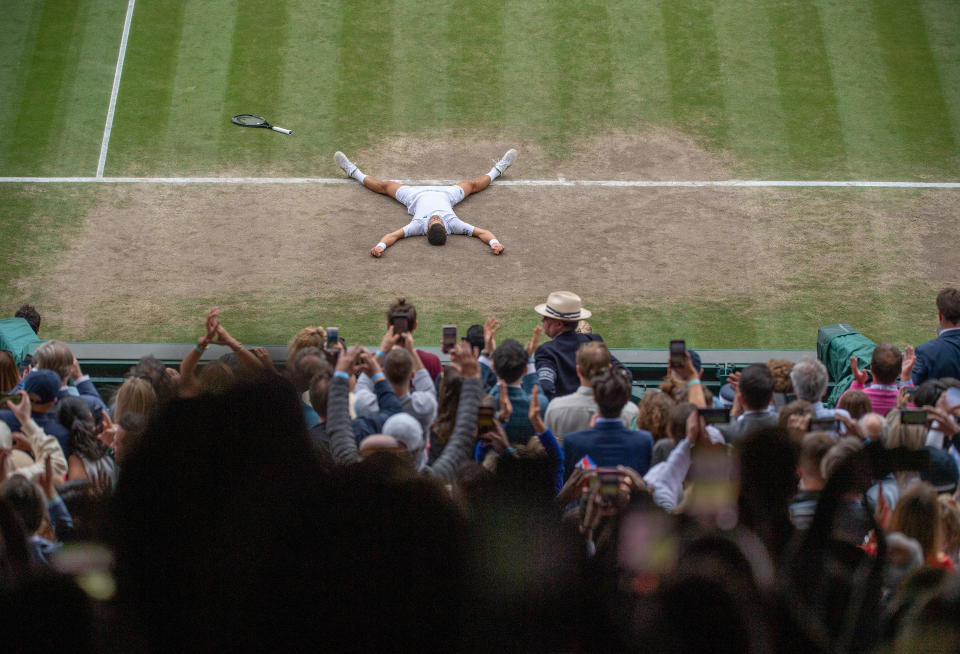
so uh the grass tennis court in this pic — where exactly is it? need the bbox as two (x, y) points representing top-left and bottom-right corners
(1, 0), (959, 350)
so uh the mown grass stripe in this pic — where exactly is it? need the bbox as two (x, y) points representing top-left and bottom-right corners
(445, 1), (505, 131)
(2, 0), (84, 175)
(607, 2), (672, 131)
(872, 0), (958, 177)
(920, 0), (960, 154)
(816, 0), (903, 180)
(764, 0), (848, 178)
(713, 1), (789, 178)
(278, 0), (341, 167)
(502, 3), (557, 148)
(388, 1), (449, 133)
(334, 2), (394, 149)
(162, 0), (237, 176)
(550, 1), (615, 148)
(0, 2), (41, 152)
(107, 0), (188, 176)
(660, 0), (730, 145)
(219, 0), (291, 173)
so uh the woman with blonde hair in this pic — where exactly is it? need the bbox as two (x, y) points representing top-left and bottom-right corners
(287, 327), (327, 370)
(114, 377), (157, 426)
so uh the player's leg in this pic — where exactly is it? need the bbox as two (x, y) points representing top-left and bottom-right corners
(334, 151), (402, 198)
(457, 148), (517, 198)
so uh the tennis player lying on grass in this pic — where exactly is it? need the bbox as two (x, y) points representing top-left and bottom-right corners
(334, 149), (516, 257)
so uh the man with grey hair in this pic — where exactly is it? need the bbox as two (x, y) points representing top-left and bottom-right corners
(790, 356), (849, 420)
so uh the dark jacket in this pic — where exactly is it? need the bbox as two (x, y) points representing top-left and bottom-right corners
(562, 419), (653, 481)
(535, 331), (630, 400)
(912, 329), (960, 385)
(716, 411), (779, 445)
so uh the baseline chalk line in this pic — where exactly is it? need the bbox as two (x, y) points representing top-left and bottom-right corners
(0, 177), (958, 188)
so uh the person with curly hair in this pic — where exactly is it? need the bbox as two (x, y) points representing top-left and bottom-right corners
(634, 389), (675, 442)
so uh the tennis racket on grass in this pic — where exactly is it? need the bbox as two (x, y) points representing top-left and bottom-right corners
(231, 114), (292, 134)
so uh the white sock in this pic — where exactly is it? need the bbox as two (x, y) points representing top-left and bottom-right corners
(487, 166), (501, 181)
(352, 168), (366, 183)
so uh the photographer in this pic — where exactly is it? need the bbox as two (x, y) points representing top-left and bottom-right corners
(355, 325), (437, 438)
(327, 342), (480, 481)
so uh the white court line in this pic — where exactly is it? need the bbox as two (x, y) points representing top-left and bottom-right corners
(0, 176), (958, 188)
(95, 0), (136, 179)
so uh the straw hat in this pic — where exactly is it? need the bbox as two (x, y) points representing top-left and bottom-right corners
(534, 291), (592, 321)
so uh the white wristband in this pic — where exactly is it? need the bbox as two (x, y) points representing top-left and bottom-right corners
(376, 242), (387, 251)
(489, 239), (500, 248)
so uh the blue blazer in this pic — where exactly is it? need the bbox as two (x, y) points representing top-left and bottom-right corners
(535, 331), (630, 400)
(912, 329), (960, 385)
(562, 420), (653, 481)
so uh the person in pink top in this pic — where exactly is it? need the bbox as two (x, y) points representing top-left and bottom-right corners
(843, 342), (916, 416)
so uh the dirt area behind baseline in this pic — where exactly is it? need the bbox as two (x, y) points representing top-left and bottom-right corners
(28, 131), (960, 338)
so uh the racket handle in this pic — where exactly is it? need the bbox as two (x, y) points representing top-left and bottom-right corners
(271, 126), (292, 134)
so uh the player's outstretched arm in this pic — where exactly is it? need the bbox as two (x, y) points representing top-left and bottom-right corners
(472, 227), (504, 255)
(371, 228), (404, 257)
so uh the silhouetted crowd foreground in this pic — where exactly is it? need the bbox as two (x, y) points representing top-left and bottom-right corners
(2, 290), (960, 653)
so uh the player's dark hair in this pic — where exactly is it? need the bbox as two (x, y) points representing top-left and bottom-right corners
(427, 222), (447, 246)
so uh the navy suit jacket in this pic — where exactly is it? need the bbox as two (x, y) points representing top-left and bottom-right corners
(562, 420), (653, 481)
(912, 329), (960, 385)
(535, 331), (630, 400)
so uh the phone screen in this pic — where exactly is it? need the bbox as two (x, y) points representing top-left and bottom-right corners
(442, 325), (457, 353)
(392, 315), (409, 334)
(808, 418), (840, 433)
(669, 340), (685, 368)
(0, 392), (21, 405)
(698, 408), (731, 425)
(900, 409), (928, 425)
(326, 327), (339, 349)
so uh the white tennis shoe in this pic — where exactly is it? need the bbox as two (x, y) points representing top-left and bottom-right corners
(334, 151), (358, 177)
(494, 148), (517, 175)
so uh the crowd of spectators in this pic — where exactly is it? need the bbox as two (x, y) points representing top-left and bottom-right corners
(1, 288), (960, 652)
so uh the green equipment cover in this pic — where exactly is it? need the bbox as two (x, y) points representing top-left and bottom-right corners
(817, 324), (876, 408)
(0, 317), (45, 366)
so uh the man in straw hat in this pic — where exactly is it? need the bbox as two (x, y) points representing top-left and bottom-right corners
(334, 149), (517, 257)
(533, 291), (630, 400)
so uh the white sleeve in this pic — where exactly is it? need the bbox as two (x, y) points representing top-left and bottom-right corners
(15, 419), (68, 482)
(643, 439), (693, 513)
(352, 373), (379, 416)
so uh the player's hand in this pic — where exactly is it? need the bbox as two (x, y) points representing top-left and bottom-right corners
(370, 245), (385, 258)
(491, 243), (504, 255)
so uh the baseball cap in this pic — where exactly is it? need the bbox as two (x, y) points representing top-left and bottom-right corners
(382, 413), (423, 451)
(22, 369), (61, 404)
